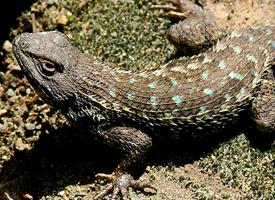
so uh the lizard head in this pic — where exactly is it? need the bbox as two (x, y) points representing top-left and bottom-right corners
(12, 31), (82, 107)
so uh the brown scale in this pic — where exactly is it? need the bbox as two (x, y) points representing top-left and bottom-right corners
(78, 26), (273, 122)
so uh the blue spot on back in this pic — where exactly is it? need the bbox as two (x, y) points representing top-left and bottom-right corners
(201, 70), (209, 79)
(246, 54), (257, 63)
(203, 88), (213, 96)
(217, 60), (227, 69)
(128, 77), (136, 84)
(170, 78), (178, 86)
(233, 46), (242, 54)
(150, 96), (158, 108)
(148, 82), (157, 89)
(228, 71), (244, 81)
(127, 92), (135, 100)
(172, 95), (183, 106)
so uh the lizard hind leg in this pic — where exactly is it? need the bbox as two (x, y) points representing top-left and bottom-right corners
(251, 76), (275, 134)
(91, 127), (156, 199)
(153, 0), (227, 55)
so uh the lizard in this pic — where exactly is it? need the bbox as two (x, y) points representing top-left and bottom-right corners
(12, 0), (274, 199)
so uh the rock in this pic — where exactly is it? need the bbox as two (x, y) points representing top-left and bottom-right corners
(15, 138), (30, 151)
(57, 14), (69, 25)
(25, 122), (36, 130)
(6, 88), (15, 96)
(2, 40), (12, 52)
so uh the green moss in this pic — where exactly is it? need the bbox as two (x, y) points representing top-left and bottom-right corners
(197, 134), (274, 199)
(63, 0), (174, 70)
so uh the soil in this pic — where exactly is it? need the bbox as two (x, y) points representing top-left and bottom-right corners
(0, 0), (274, 200)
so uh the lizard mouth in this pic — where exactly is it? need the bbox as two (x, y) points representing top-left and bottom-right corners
(12, 33), (35, 75)
(13, 37), (35, 84)
(12, 34), (55, 105)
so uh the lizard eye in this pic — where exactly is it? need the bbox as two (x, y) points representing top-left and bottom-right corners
(39, 59), (62, 76)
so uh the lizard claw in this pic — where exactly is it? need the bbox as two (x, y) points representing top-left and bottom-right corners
(91, 173), (156, 200)
(152, 0), (204, 20)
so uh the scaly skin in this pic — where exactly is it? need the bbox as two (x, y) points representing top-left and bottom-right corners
(12, 0), (274, 199)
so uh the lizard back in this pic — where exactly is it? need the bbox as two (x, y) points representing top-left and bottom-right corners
(78, 25), (274, 130)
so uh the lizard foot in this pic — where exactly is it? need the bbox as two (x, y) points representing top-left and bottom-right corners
(152, 0), (204, 20)
(92, 173), (156, 200)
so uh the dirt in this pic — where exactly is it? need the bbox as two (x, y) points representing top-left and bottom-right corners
(207, 0), (274, 29)
(0, 0), (274, 200)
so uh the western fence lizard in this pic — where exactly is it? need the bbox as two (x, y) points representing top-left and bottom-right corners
(12, 0), (274, 199)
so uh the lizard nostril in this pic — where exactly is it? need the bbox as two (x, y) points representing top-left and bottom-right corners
(13, 33), (31, 49)
(19, 40), (28, 49)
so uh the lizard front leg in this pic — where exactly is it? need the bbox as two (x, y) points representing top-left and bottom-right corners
(91, 127), (156, 199)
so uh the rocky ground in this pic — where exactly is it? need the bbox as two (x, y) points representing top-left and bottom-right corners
(0, 0), (274, 199)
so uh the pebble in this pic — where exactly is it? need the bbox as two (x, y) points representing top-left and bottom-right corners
(26, 88), (31, 94)
(2, 40), (12, 52)
(0, 146), (9, 154)
(47, 0), (55, 5)
(0, 124), (6, 131)
(57, 14), (68, 25)
(7, 63), (21, 71)
(0, 109), (7, 116)
(111, 32), (118, 37)
(15, 138), (27, 151)
(0, 86), (4, 97)
(6, 88), (15, 96)
(25, 122), (36, 130)
(2, 155), (8, 160)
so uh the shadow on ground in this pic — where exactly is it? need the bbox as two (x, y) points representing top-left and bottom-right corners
(1, 114), (272, 199)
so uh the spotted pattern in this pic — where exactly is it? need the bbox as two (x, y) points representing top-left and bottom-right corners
(217, 60), (227, 69)
(228, 71), (244, 81)
(128, 77), (136, 84)
(172, 95), (183, 106)
(246, 54), (258, 64)
(203, 88), (213, 96)
(77, 25), (274, 125)
(170, 78), (178, 86)
(148, 82), (157, 89)
(232, 46), (242, 55)
(201, 70), (209, 79)
(127, 92), (135, 101)
(150, 96), (158, 108)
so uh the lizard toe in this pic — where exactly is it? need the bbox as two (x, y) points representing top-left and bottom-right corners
(92, 173), (156, 200)
(152, 0), (205, 20)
